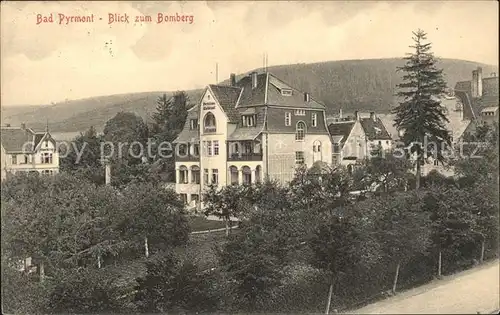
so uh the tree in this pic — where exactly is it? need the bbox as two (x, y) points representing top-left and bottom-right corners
(372, 192), (431, 294)
(60, 126), (103, 172)
(357, 149), (412, 193)
(133, 252), (219, 313)
(119, 183), (190, 257)
(103, 112), (149, 164)
(309, 209), (381, 314)
(392, 29), (451, 189)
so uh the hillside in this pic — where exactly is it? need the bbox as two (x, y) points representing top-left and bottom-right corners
(1, 58), (497, 135)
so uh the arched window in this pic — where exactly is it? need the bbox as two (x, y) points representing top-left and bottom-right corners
(191, 165), (200, 184)
(179, 165), (188, 184)
(229, 166), (239, 185)
(295, 121), (306, 141)
(204, 112), (216, 133)
(255, 165), (262, 184)
(242, 166), (252, 185)
(313, 140), (321, 152)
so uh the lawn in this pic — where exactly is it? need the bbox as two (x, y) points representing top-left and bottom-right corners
(188, 215), (237, 232)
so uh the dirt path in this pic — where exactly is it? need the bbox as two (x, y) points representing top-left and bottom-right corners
(346, 260), (499, 314)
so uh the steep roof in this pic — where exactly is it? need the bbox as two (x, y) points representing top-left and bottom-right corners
(360, 117), (392, 140)
(328, 121), (355, 146)
(173, 106), (200, 143)
(0, 127), (49, 152)
(454, 76), (499, 120)
(208, 85), (242, 122)
(227, 107), (266, 141)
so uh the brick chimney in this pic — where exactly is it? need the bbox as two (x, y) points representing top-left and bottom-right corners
(477, 67), (483, 98)
(354, 111), (359, 121)
(471, 70), (478, 98)
(339, 109), (343, 118)
(251, 72), (258, 89)
(304, 92), (310, 102)
(370, 112), (376, 122)
(21, 123), (26, 130)
(230, 73), (236, 87)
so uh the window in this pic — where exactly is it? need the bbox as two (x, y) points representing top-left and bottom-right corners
(255, 165), (262, 183)
(41, 170), (53, 176)
(44, 140), (49, 148)
(295, 151), (305, 164)
(386, 141), (390, 145)
(433, 160), (439, 166)
(285, 112), (292, 126)
(180, 193), (188, 205)
(378, 141), (382, 145)
(203, 112), (216, 133)
(311, 113), (317, 127)
(190, 119), (198, 130)
(204, 140), (213, 156)
(211, 169), (218, 185)
(242, 115), (255, 127)
(313, 140), (321, 152)
(41, 152), (53, 164)
(229, 166), (239, 185)
(242, 166), (252, 184)
(178, 143), (188, 156)
(179, 166), (188, 184)
(20, 155), (29, 164)
(11, 155), (17, 165)
(193, 144), (200, 157)
(295, 121), (306, 141)
(203, 169), (209, 185)
(191, 166), (200, 184)
(294, 109), (305, 116)
(281, 89), (292, 96)
(213, 140), (219, 156)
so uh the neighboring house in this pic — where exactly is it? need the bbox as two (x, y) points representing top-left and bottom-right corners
(455, 67), (499, 135)
(173, 72), (332, 209)
(1, 124), (59, 181)
(328, 111), (392, 170)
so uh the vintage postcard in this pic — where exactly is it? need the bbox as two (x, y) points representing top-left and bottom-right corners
(1, 1), (498, 314)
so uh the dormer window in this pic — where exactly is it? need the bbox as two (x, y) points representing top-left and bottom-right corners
(203, 112), (216, 133)
(190, 119), (198, 130)
(294, 109), (305, 116)
(281, 89), (293, 96)
(242, 115), (255, 127)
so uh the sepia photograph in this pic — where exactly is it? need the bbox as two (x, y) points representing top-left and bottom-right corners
(1, 1), (499, 314)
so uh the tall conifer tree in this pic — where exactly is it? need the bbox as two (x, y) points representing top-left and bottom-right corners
(393, 29), (451, 189)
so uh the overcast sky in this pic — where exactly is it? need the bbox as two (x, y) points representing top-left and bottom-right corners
(1, 1), (498, 106)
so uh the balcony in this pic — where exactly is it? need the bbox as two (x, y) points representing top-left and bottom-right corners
(176, 154), (200, 162)
(228, 153), (263, 161)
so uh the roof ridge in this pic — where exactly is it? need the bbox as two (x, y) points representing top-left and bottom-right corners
(209, 84), (241, 90)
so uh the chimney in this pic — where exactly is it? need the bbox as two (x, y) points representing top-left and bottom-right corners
(477, 67), (483, 97)
(304, 92), (310, 102)
(354, 111), (359, 121)
(230, 73), (236, 86)
(251, 72), (258, 89)
(471, 69), (478, 98)
(21, 123), (26, 130)
(339, 109), (343, 118)
(491, 72), (497, 77)
(370, 112), (376, 122)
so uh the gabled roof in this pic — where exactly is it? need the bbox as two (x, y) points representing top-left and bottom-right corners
(208, 85), (242, 122)
(0, 127), (51, 153)
(481, 106), (499, 113)
(360, 117), (392, 140)
(328, 121), (355, 146)
(227, 107), (266, 141)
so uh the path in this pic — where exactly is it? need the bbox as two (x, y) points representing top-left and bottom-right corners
(346, 260), (499, 314)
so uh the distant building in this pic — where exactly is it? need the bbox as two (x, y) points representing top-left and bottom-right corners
(328, 111), (392, 170)
(455, 67), (499, 133)
(173, 72), (332, 209)
(1, 124), (59, 181)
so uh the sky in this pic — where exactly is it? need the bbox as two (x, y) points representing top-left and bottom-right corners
(1, 1), (498, 106)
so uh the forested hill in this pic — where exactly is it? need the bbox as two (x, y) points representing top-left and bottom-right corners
(239, 58), (498, 115)
(1, 58), (497, 135)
